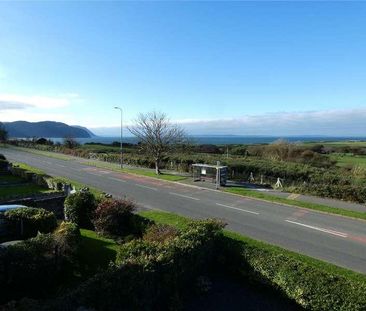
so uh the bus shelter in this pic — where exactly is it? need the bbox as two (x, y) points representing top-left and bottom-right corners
(192, 163), (228, 187)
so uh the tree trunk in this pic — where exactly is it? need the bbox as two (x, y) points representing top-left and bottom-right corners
(155, 159), (161, 175)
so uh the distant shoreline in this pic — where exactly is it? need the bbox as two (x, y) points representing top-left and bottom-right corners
(15, 135), (366, 145)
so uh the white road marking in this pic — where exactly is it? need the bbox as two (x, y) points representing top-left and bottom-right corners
(135, 184), (158, 191)
(169, 192), (200, 201)
(55, 163), (66, 168)
(108, 177), (127, 183)
(285, 220), (348, 238)
(216, 203), (259, 215)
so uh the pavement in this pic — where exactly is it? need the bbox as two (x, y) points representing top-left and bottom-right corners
(2, 147), (366, 274)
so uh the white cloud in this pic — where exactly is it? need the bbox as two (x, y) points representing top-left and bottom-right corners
(0, 93), (76, 110)
(173, 108), (366, 136)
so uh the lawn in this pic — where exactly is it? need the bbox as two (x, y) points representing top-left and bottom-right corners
(0, 184), (52, 199)
(79, 229), (119, 277)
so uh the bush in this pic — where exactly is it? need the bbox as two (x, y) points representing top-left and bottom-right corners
(64, 190), (96, 228)
(4, 207), (57, 239)
(217, 233), (366, 311)
(92, 198), (138, 237)
(0, 153), (6, 160)
(0, 159), (9, 170)
(53, 221), (81, 263)
(0, 224), (82, 305)
(39, 219), (224, 311)
(143, 223), (178, 243)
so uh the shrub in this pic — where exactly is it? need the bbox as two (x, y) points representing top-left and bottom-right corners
(0, 225), (82, 305)
(92, 198), (138, 237)
(4, 207), (57, 239)
(143, 223), (178, 243)
(0, 153), (6, 160)
(64, 190), (96, 228)
(0, 159), (9, 170)
(40, 219), (224, 311)
(217, 233), (366, 311)
(54, 221), (81, 263)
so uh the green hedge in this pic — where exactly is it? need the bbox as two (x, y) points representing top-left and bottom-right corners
(0, 222), (81, 304)
(218, 232), (366, 311)
(4, 207), (57, 239)
(40, 219), (224, 311)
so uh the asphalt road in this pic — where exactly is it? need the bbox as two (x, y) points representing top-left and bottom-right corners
(2, 148), (366, 274)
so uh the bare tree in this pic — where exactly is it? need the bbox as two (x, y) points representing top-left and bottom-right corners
(63, 135), (79, 149)
(128, 111), (187, 175)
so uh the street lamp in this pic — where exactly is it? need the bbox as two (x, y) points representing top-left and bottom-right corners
(114, 106), (123, 168)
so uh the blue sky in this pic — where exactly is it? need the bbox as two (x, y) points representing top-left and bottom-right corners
(1, 1), (366, 136)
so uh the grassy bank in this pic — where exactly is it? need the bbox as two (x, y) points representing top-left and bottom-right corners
(224, 187), (366, 220)
(12, 162), (103, 197)
(140, 210), (366, 310)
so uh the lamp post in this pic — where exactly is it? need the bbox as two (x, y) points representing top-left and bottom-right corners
(114, 106), (123, 168)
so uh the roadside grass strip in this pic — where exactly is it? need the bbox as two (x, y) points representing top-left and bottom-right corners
(224, 187), (366, 221)
(140, 210), (366, 311)
(12, 162), (104, 197)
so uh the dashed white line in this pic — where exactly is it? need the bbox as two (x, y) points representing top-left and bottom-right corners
(135, 184), (158, 191)
(285, 220), (348, 238)
(169, 192), (200, 201)
(216, 203), (259, 215)
(108, 177), (127, 183)
(55, 163), (66, 168)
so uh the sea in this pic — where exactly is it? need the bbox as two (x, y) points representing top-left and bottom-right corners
(47, 135), (366, 145)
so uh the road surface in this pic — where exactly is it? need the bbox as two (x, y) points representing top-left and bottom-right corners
(2, 148), (366, 274)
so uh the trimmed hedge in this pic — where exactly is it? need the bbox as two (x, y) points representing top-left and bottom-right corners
(4, 207), (57, 239)
(218, 232), (366, 311)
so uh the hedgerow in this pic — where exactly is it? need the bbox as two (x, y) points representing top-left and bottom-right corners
(4, 207), (57, 239)
(40, 219), (225, 311)
(218, 232), (366, 311)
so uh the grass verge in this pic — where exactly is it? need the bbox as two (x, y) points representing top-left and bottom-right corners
(140, 210), (366, 283)
(224, 187), (366, 221)
(12, 162), (103, 197)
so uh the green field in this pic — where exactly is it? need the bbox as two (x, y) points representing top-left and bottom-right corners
(331, 154), (366, 168)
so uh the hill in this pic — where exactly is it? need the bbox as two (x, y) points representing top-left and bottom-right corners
(4, 121), (94, 138)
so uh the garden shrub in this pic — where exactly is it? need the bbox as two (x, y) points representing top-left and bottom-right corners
(39, 219), (224, 311)
(0, 159), (9, 171)
(4, 207), (57, 239)
(92, 198), (139, 237)
(217, 233), (366, 311)
(143, 223), (178, 243)
(0, 223), (81, 305)
(64, 190), (96, 228)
